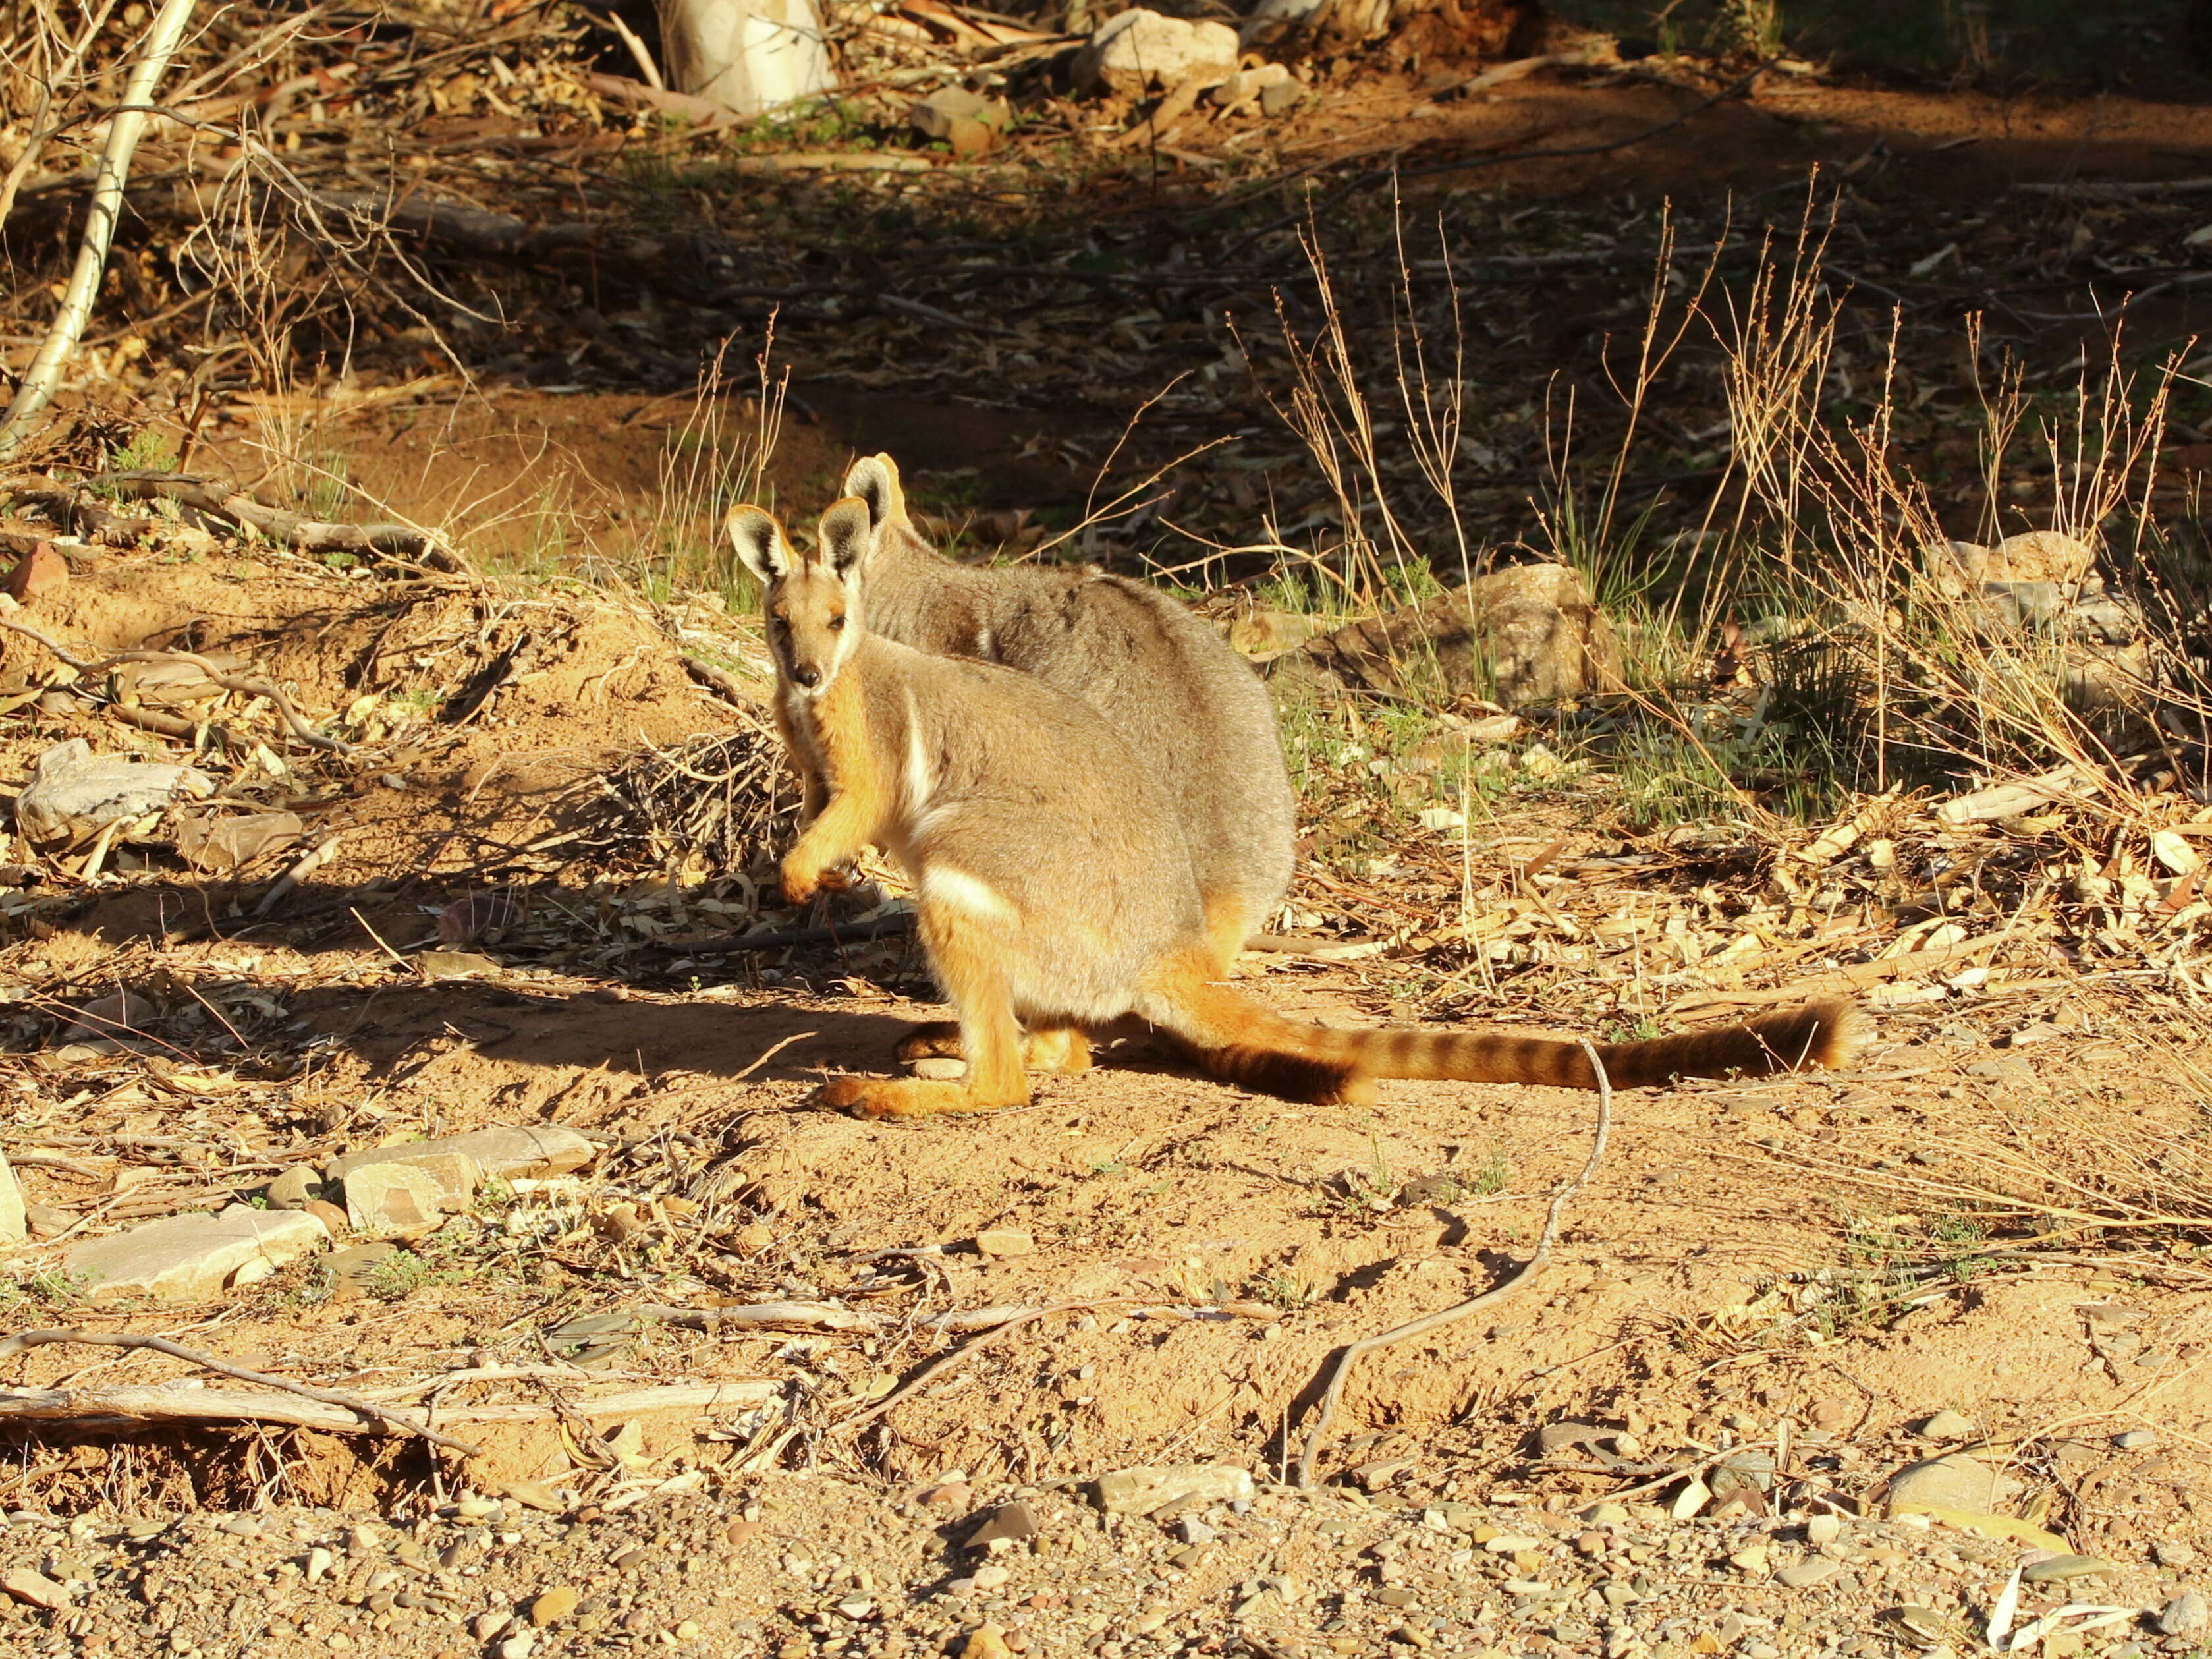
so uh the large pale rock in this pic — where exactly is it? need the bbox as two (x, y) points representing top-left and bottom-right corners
(440, 1125), (597, 1181)
(1271, 563), (1622, 708)
(325, 1145), (482, 1208)
(655, 0), (835, 117)
(1885, 1453), (2022, 1517)
(1073, 10), (1240, 98)
(66, 1206), (327, 1303)
(1931, 530), (2097, 596)
(13, 739), (214, 845)
(0, 1145), (25, 1245)
(1092, 1463), (1255, 1515)
(343, 1163), (445, 1234)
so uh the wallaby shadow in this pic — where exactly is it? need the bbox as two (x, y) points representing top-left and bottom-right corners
(278, 977), (918, 1091)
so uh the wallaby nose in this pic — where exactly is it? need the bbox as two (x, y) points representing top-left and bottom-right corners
(792, 663), (821, 689)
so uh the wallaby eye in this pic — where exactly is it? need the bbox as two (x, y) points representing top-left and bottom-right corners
(829, 615), (846, 631)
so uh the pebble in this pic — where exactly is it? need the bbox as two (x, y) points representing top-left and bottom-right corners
(530, 1585), (580, 1625)
(1917, 1409), (1976, 1440)
(1805, 1513), (1843, 1546)
(971, 1563), (1011, 1591)
(2157, 1540), (2199, 1567)
(2159, 1591), (2209, 1636)
(1728, 1544), (1770, 1574)
(304, 1546), (333, 1583)
(2116, 1429), (2159, 1450)
(1776, 1558), (1842, 1588)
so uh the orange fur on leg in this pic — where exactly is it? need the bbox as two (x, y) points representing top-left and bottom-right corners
(824, 901), (1032, 1119)
(1200, 890), (1252, 976)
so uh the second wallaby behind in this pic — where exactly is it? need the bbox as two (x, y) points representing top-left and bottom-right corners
(728, 497), (1864, 1122)
(833, 453), (1296, 971)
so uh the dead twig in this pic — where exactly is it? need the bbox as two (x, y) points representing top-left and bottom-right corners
(0, 1327), (481, 1455)
(1294, 1038), (1615, 1488)
(0, 613), (351, 755)
(833, 1299), (1151, 1438)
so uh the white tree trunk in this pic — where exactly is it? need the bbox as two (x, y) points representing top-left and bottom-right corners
(655, 0), (835, 117)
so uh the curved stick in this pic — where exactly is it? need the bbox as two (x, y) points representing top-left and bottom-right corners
(1294, 1039), (1615, 1489)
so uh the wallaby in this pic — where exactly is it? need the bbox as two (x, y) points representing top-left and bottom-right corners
(727, 497), (1864, 1121)
(831, 452), (1296, 975)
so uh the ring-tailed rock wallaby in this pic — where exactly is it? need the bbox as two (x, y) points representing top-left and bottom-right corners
(830, 453), (1295, 974)
(727, 498), (1864, 1121)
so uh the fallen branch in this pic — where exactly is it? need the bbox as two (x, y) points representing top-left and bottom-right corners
(0, 1327), (480, 1455)
(630, 1300), (887, 1333)
(0, 0), (200, 456)
(0, 1376), (784, 1438)
(0, 613), (352, 756)
(73, 469), (472, 577)
(1293, 1039), (1615, 1488)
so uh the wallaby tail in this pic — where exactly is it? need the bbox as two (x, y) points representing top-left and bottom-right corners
(1135, 953), (1864, 1102)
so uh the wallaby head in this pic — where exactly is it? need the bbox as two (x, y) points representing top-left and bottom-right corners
(726, 499), (875, 697)
(842, 453), (908, 534)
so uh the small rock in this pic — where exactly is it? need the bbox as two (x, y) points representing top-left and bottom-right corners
(436, 1124), (595, 1181)
(1092, 1463), (1254, 1515)
(2159, 1591), (2209, 1637)
(966, 1501), (1039, 1548)
(2115, 1429), (2159, 1450)
(498, 1480), (565, 1515)
(920, 1480), (972, 1510)
(2156, 1540), (2198, 1568)
(1885, 1454), (2021, 1517)
(1, 1565), (69, 1608)
(911, 86), (1010, 142)
(1776, 1558), (1842, 1588)
(2020, 1554), (2115, 1584)
(1805, 1513), (1843, 1546)
(1584, 1502), (1630, 1525)
(3, 542), (67, 602)
(264, 1166), (321, 1210)
(1071, 8), (1239, 97)
(1918, 1409), (1976, 1440)
(1347, 1457), (1414, 1492)
(1894, 1606), (1949, 1641)
(343, 1162), (444, 1234)
(970, 1563), (1011, 1591)
(961, 1627), (1016, 1659)
(1258, 78), (1303, 117)
(911, 1056), (965, 1080)
(530, 1585), (580, 1625)
(975, 1227), (1034, 1258)
(304, 1546), (334, 1583)
(497, 1637), (536, 1659)
(1671, 1476), (1711, 1520)
(1728, 1544), (1769, 1574)
(472, 1611), (513, 1641)
(304, 1197), (350, 1235)
(63, 989), (160, 1041)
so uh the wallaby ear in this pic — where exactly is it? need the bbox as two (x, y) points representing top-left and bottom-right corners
(842, 453), (906, 530)
(817, 497), (875, 579)
(725, 505), (792, 584)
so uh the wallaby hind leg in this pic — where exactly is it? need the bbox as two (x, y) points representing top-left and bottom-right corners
(896, 1020), (1092, 1074)
(822, 905), (1032, 1118)
(1200, 890), (1253, 976)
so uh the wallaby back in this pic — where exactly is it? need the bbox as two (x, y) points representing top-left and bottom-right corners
(841, 453), (1296, 967)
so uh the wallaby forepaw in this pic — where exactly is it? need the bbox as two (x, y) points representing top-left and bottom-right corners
(818, 1073), (877, 1112)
